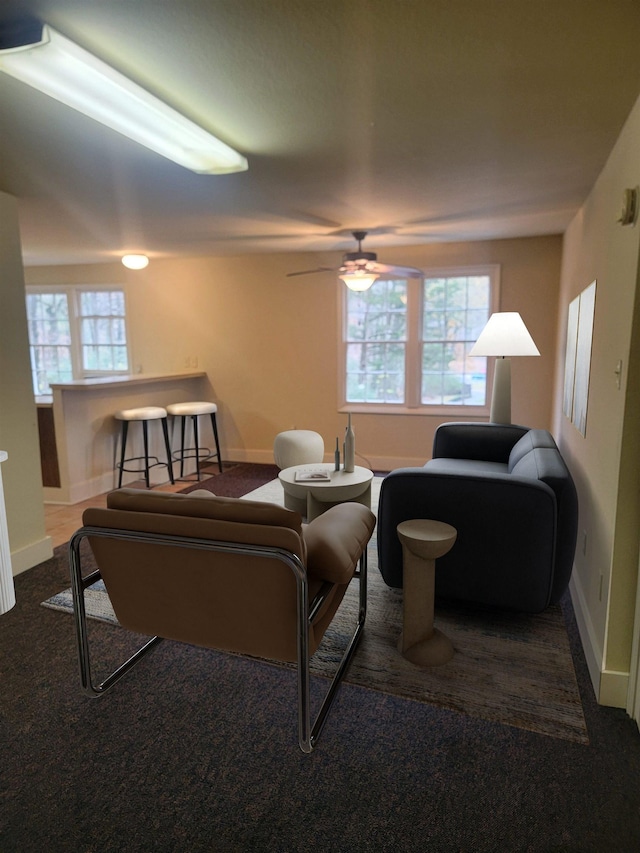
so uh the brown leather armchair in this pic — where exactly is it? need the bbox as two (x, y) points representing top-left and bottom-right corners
(69, 488), (375, 752)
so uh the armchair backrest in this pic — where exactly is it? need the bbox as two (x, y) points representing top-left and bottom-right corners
(82, 489), (318, 661)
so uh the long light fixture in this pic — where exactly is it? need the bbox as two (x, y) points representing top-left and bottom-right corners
(339, 270), (379, 291)
(0, 451), (15, 615)
(0, 23), (248, 175)
(469, 312), (540, 424)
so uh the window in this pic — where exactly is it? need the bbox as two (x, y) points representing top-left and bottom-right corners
(26, 286), (130, 395)
(342, 266), (499, 413)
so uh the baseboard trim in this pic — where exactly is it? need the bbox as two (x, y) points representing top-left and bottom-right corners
(11, 535), (54, 575)
(229, 449), (417, 471)
(569, 574), (629, 708)
(43, 463), (200, 506)
(41, 451), (399, 505)
(599, 669), (630, 708)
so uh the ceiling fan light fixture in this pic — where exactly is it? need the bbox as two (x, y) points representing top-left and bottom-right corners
(339, 270), (379, 291)
(0, 22), (248, 175)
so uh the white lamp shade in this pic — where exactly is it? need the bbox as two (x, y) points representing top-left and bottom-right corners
(469, 312), (540, 357)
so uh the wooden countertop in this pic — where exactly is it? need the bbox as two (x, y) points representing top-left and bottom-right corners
(48, 371), (206, 392)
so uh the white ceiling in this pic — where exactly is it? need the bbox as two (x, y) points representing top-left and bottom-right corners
(2, 0), (640, 266)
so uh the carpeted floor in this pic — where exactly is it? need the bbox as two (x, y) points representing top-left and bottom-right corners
(3, 463), (640, 852)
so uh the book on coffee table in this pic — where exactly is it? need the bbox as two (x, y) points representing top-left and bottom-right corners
(294, 467), (331, 482)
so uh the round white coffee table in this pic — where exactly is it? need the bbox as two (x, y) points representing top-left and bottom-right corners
(278, 463), (374, 521)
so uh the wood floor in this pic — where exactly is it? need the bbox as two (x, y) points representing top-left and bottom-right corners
(43, 467), (219, 549)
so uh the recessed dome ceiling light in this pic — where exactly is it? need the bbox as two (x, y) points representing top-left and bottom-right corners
(121, 254), (149, 270)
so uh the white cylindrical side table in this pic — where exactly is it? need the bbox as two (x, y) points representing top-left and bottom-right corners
(396, 518), (457, 667)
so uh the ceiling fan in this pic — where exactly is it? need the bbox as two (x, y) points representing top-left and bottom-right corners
(287, 230), (423, 290)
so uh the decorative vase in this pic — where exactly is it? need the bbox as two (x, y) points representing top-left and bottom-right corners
(344, 414), (355, 473)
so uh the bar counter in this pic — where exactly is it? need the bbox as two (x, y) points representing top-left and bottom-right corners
(43, 372), (208, 504)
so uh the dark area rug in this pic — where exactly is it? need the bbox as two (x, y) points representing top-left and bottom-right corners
(42, 543), (588, 744)
(180, 461), (280, 497)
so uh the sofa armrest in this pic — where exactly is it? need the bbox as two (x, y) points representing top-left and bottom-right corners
(377, 467), (557, 611)
(432, 422), (530, 462)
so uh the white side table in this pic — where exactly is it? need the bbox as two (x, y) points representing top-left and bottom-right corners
(396, 518), (457, 667)
(278, 463), (373, 521)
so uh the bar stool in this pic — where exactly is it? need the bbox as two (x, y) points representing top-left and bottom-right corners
(166, 401), (223, 480)
(114, 406), (174, 489)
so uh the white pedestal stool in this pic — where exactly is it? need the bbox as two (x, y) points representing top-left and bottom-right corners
(166, 401), (223, 480)
(115, 406), (174, 489)
(273, 430), (324, 470)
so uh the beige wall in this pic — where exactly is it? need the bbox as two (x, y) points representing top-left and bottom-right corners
(27, 235), (562, 471)
(0, 192), (52, 573)
(554, 94), (640, 706)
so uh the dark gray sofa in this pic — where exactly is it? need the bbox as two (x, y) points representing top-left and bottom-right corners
(377, 423), (578, 613)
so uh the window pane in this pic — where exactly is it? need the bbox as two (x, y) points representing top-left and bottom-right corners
(342, 269), (495, 410)
(25, 292), (73, 395)
(424, 278), (445, 310)
(421, 273), (492, 407)
(345, 280), (407, 403)
(78, 289), (129, 374)
(26, 287), (129, 393)
(422, 342), (487, 405)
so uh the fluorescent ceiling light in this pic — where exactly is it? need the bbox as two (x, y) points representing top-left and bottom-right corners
(0, 23), (248, 174)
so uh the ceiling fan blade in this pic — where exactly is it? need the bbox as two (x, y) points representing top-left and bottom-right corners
(340, 259), (423, 279)
(286, 266), (335, 277)
(369, 261), (423, 278)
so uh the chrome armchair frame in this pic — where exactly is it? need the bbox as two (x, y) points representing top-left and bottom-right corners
(68, 526), (368, 753)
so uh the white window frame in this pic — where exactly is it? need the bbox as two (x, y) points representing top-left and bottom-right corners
(339, 264), (500, 416)
(26, 284), (131, 396)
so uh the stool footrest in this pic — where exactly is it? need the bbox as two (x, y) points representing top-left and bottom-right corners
(117, 456), (172, 475)
(171, 446), (218, 462)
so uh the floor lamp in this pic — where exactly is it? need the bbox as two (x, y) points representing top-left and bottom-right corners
(469, 312), (540, 424)
(0, 451), (16, 615)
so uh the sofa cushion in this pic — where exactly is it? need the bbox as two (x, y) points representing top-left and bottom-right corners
(508, 429), (558, 471)
(510, 447), (568, 493)
(426, 458), (509, 476)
